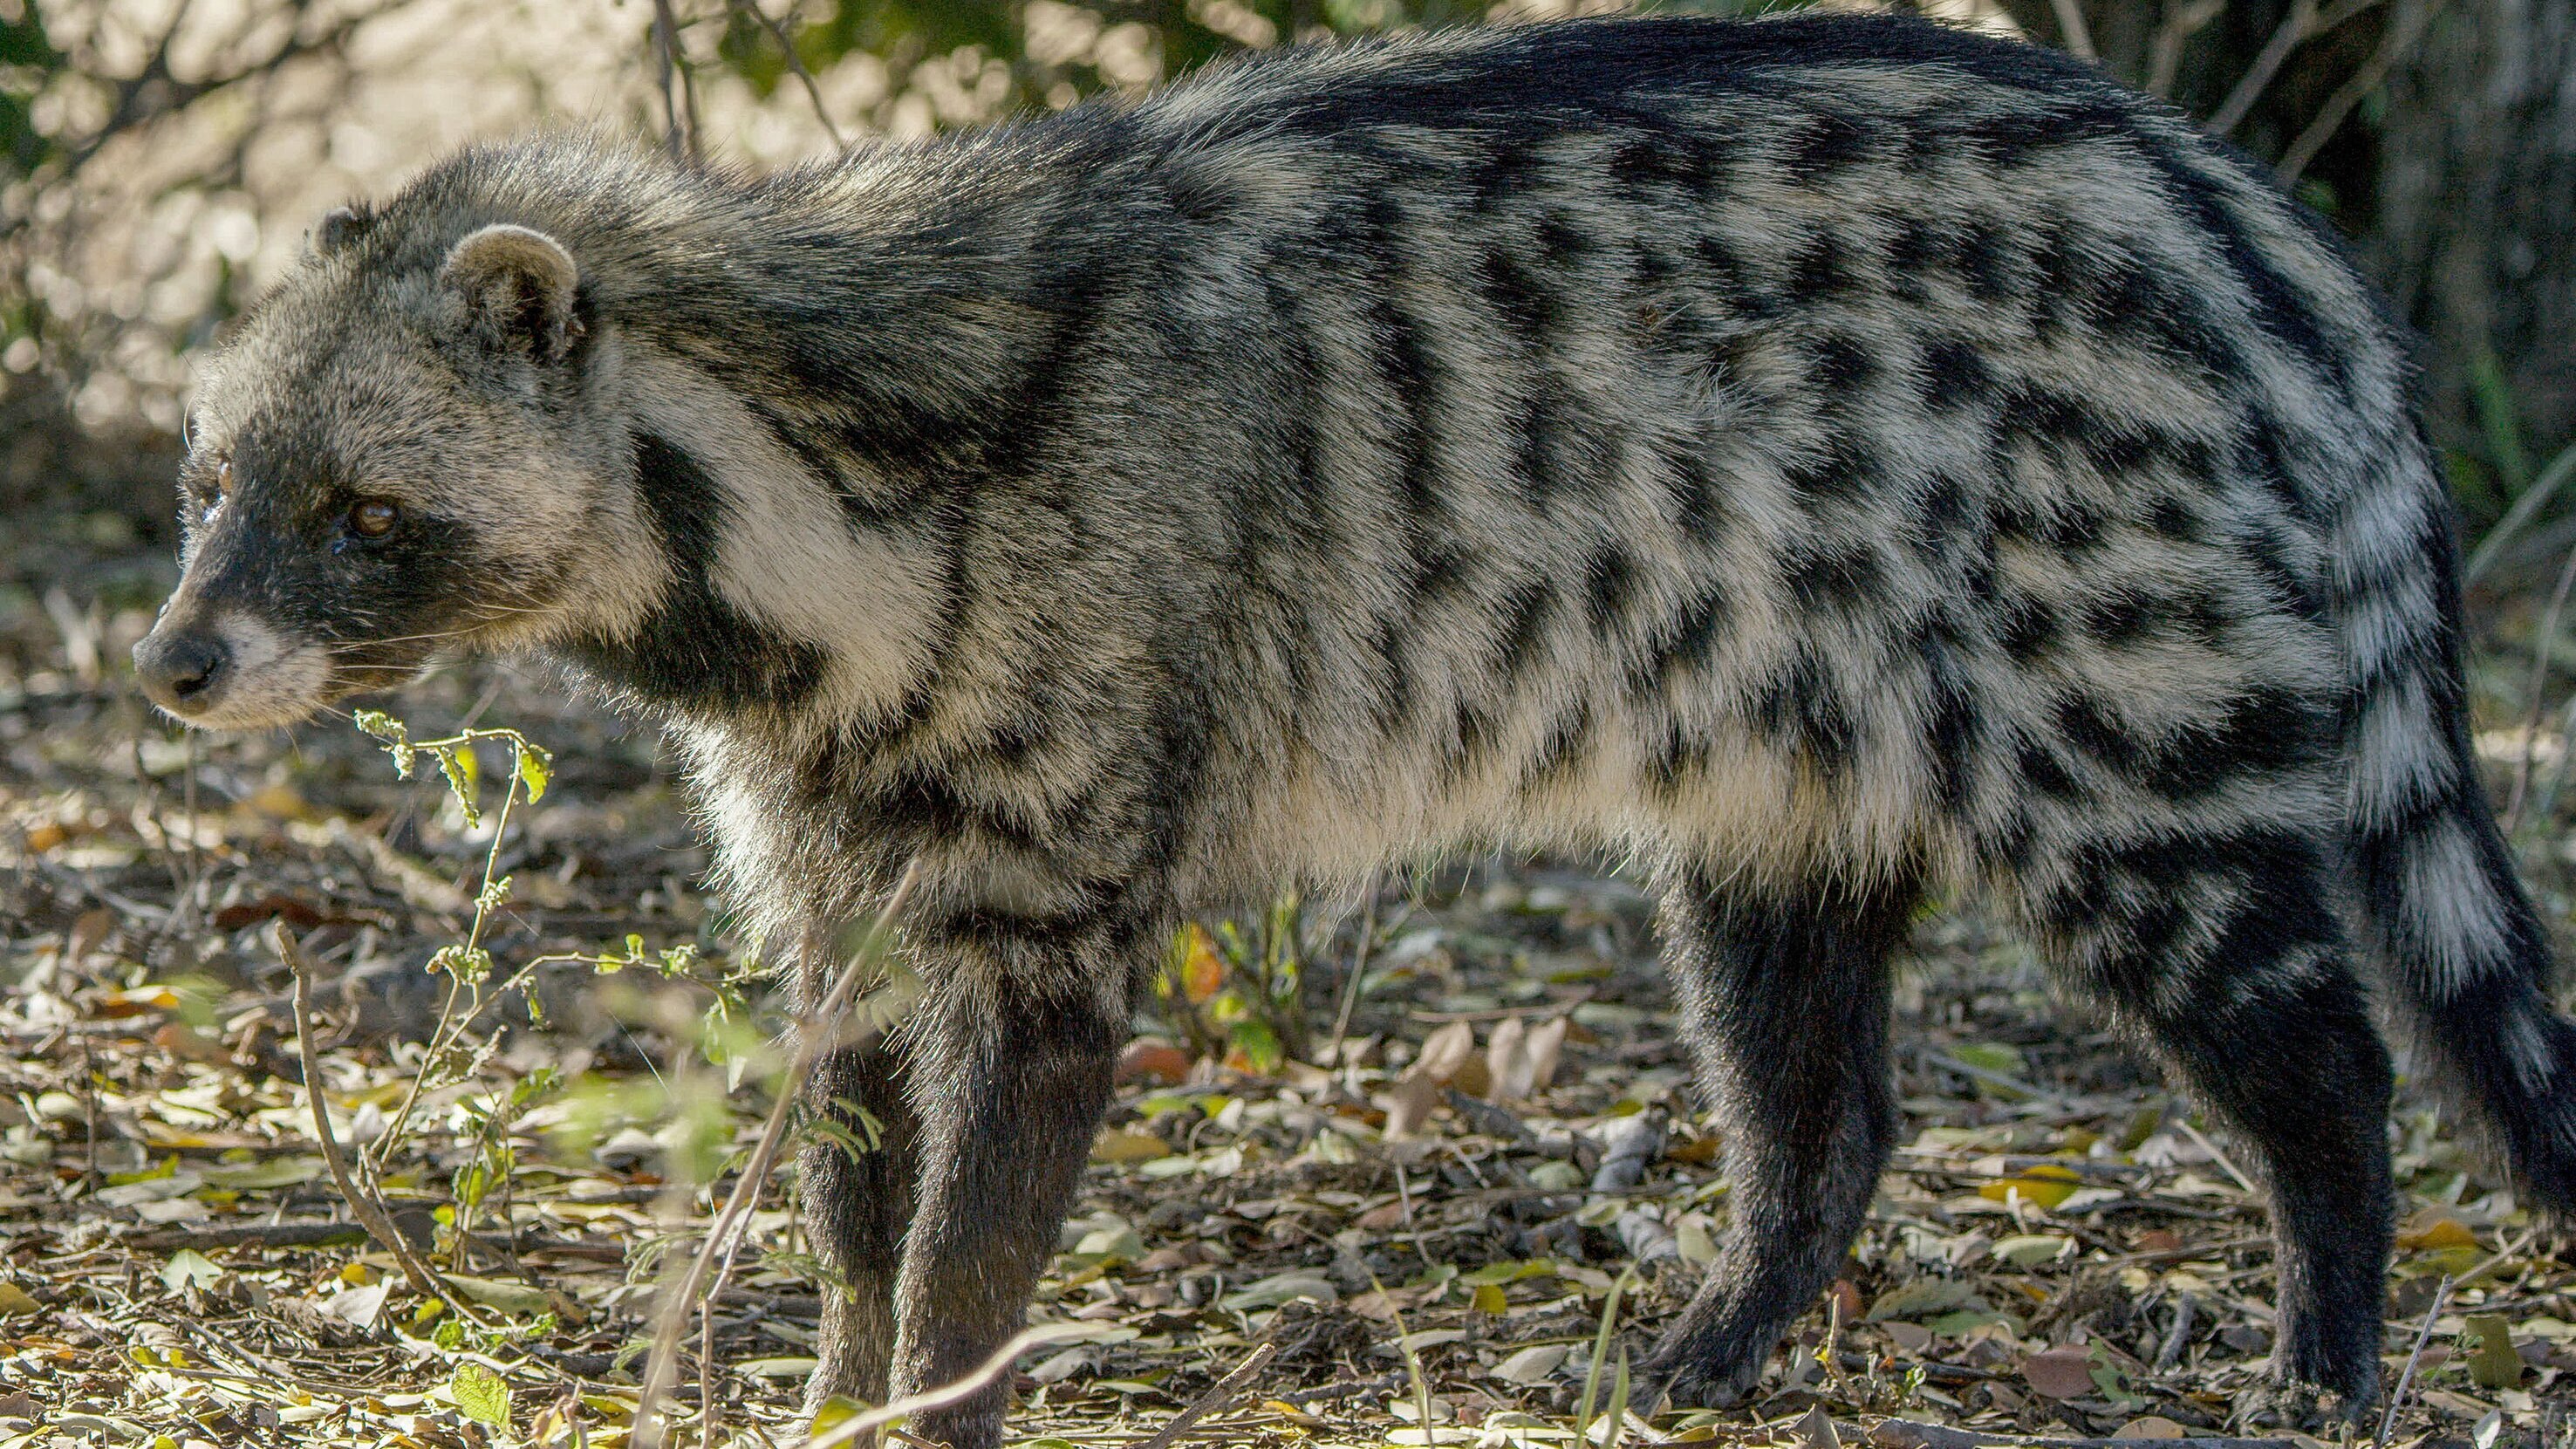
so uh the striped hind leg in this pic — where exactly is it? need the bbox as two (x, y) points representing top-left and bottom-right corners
(1644, 860), (1921, 1408)
(2017, 827), (2393, 1418)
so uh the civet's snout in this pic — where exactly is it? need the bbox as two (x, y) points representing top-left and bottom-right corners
(132, 620), (230, 718)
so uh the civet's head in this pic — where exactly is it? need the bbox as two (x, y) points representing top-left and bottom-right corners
(136, 198), (628, 728)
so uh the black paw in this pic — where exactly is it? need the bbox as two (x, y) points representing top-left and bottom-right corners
(2231, 1377), (2373, 1432)
(1640, 1343), (1767, 1413)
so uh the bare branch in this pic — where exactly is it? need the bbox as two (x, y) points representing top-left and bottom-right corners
(652, 0), (696, 163)
(2047, 0), (2098, 61)
(2146, 0), (2225, 99)
(734, 0), (847, 151)
(277, 921), (494, 1327)
(2205, 0), (2315, 136)
(2277, 0), (2443, 184)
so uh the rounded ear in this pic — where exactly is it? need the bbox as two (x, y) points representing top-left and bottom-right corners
(313, 203), (373, 256)
(440, 223), (583, 362)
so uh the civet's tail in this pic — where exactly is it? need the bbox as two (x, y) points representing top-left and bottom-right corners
(2339, 433), (2576, 1218)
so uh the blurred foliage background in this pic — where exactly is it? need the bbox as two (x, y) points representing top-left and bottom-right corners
(0, 0), (2570, 661)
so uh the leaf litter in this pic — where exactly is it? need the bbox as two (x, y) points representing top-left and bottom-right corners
(4, 636), (2576, 1447)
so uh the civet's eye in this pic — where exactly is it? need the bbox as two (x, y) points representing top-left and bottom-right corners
(214, 461), (235, 497)
(348, 498), (400, 537)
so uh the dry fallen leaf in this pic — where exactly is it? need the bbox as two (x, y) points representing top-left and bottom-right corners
(2021, 1345), (2097, 1399)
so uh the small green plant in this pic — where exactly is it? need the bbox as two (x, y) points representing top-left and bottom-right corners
(1154, 891), (1315, 1071)
(340, 714), (861, 1224)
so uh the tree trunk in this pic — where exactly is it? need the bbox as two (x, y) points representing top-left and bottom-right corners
(2374, 0), (2576, 460)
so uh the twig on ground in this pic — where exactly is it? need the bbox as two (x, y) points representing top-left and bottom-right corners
(802, 1321), (1111, 1449)
(277, 920), (490, 1324)
(1871, 1423), (2298, 1449)
(2156, 1291), (2197, 1371)
(2378, 1273), (2452, 1449)
(630, 860), (923, 1449)
(1128, 1342), (1278, 1449)
(2170, 1117), (2260, 1198)
(2456, 1226), (2540, 1290)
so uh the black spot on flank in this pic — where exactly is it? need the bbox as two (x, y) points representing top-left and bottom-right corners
(1960, 220), (2018, 303)
(2135, 146), (2350, 396)
(1663, 441), (1729, 545)
(1994, 592), (2060, 662)
(1369, 615), (1413, 732)
(1610, 134), (1716, 197)
(561, 434), (828, 716)
(2245, 525), (2329, 622)
(1787, 232), (1857, 304)
(1482, 247), (1560, 342)
(1628, 584), (1731, 697)
(1922, 622), (1979, 813)
(1471, 130), (1542, 213)
(1750, 644), (1857, 775)
(2237, 420), (2319, 525)
(878, 767), (1042, 854)
(2038, 499), (2110, 555)
(2054, 694), (2135, 770)
(2015, 731), (2083, 801)
(1814, 334), (1876, 393)
(1645, 718), (1713, 796)
(1536, 214), (1590, 265)
(1698, 236), (1783, 323)
(1888, 216), (1957, 277)
(1582, 546), (1640, 634)
(1787, 111), (1876, 175)
(2177, 588), (2237, 643)
(1919, 337), (1992, 410)
(2136, 683), (2334, 797)
(1164, 165), (1238, 222)
(2148, 496), (2202, 542)
(1493, 579), (1556, 684)
(1921, 469), (1971, 540)
(1445, 695), (1507, 780)
(1520, 700), (1595, 791)
(2103, 260), (2245, 380)
(1784, 542), (1887, 615)
(2080, 589), (2165, 646)
(1782, 435), (1876, 506)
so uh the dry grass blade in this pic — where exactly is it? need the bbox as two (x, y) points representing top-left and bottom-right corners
(631, 858), (923, 1449)
(277, 919), (491, 1325)
(1575, 1268), (1634, 1442)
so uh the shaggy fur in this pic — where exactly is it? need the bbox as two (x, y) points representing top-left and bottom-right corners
(135, 14), (2576, 1446)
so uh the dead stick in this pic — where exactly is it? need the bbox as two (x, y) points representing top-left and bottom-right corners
(277, 921), (489, 1324)
(631, 860), (922, 1449)
(1129, 1342), (1278, 1449)
(803, 1322), (1110, 1449)
(2377, 1274), (2451, 1449)
(1872, 1422), (2299, 1449)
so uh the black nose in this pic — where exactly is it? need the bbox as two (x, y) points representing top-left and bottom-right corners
(133, 629), (229, 714)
